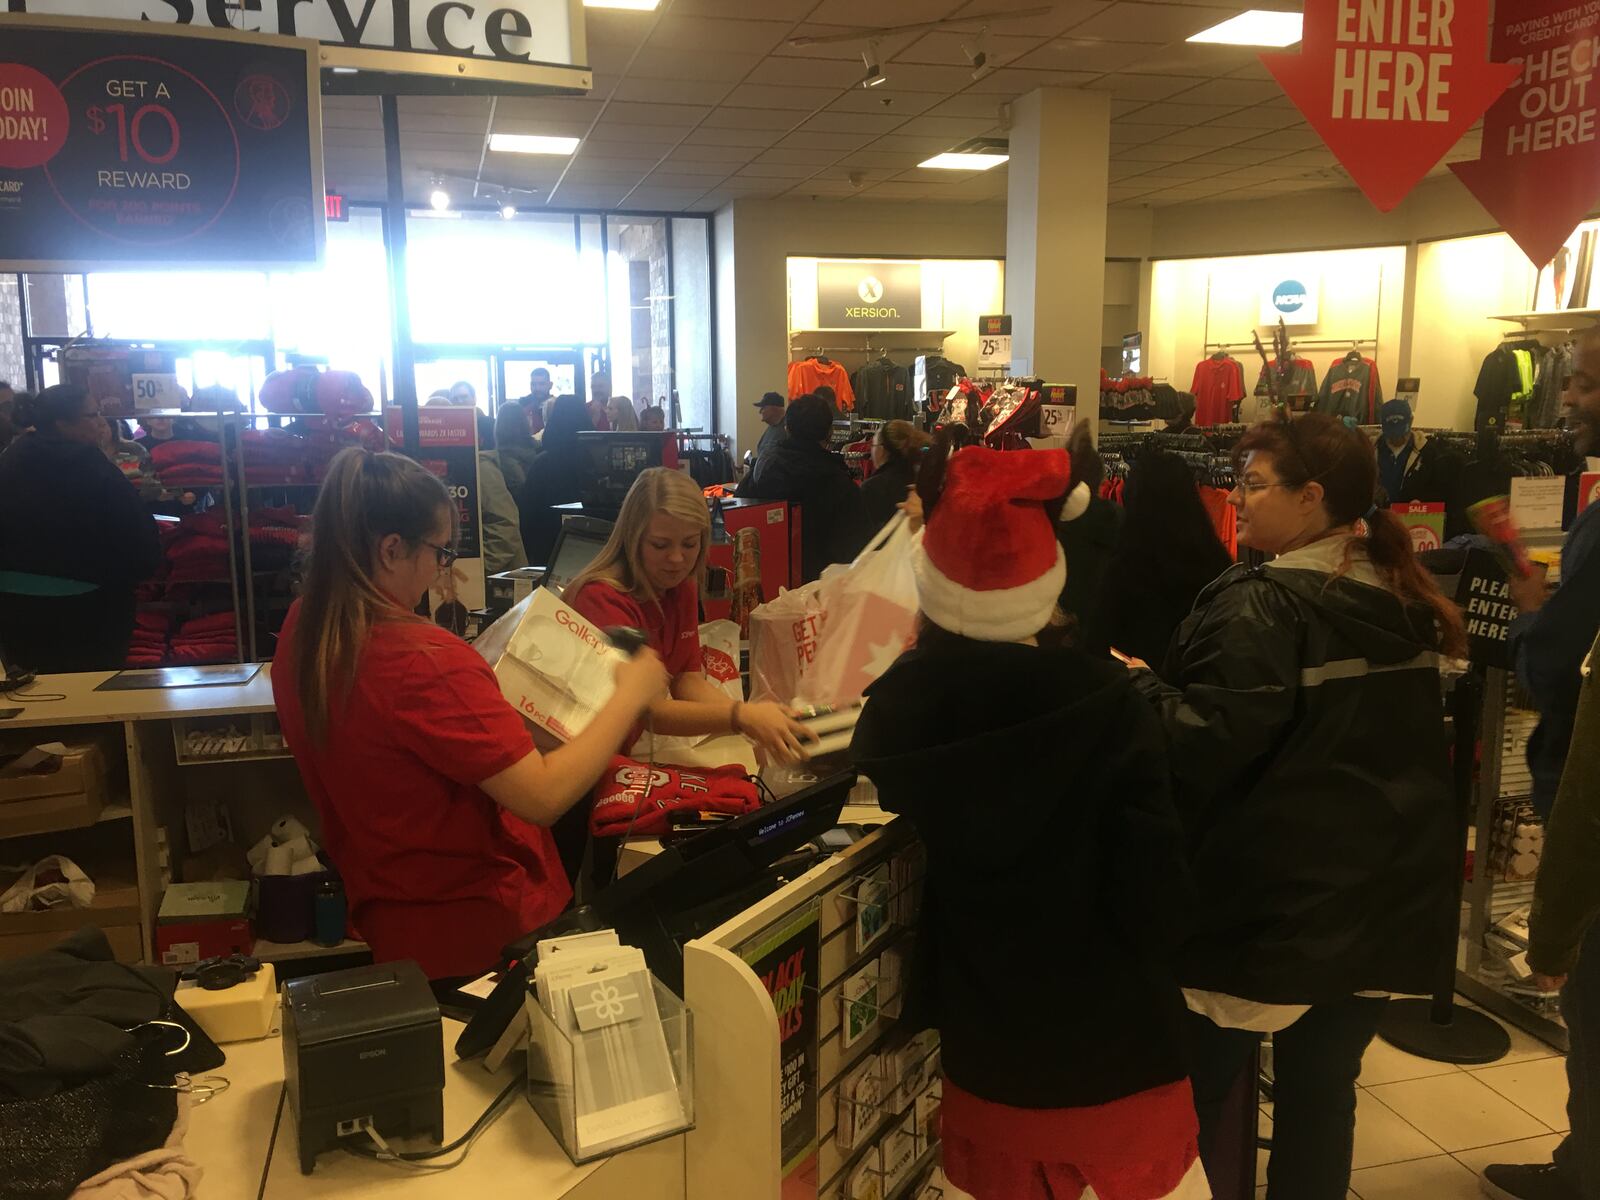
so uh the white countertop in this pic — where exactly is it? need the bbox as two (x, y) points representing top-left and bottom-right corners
(0, 666), (278, 730)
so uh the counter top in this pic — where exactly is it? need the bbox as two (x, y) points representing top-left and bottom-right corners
(191, 1017), (684, 1200)
(0, 667), (278, 730)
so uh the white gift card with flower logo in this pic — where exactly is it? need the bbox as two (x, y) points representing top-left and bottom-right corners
(571, 972), (647, 1032)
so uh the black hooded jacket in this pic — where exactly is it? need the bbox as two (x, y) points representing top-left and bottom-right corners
(851, 641), (1192, 1109)
(735, 436), (867, 582)
(1137, 542), (1456, 1005)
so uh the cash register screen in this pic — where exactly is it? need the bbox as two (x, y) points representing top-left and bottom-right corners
(545, 529), (609, 595)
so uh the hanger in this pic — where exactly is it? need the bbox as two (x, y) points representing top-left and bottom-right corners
(1344, 347), (1364, 363)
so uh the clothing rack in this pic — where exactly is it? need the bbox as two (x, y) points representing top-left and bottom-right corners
(1204, 338), (1377, 353)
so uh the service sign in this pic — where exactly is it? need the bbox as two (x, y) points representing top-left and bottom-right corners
(816, 260), (922, 330)
(0, 20), (322, 270)
(1261, 0), (1521, 211)
(1452, 0), (1600, 268)
(4, 1), (590, 92)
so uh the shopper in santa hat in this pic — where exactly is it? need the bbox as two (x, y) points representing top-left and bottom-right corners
(851, 436), (1206, 1200)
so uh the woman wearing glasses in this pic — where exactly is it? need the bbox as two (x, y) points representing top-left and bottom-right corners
(1133, 414), (1465, 1200)
(273, 449), (668, 986)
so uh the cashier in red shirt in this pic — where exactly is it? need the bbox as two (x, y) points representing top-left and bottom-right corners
(565, 467), (815, 763)
(272, 449), (668, 982)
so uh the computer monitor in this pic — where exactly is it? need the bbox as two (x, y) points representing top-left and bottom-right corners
(544, 517), (613, 596)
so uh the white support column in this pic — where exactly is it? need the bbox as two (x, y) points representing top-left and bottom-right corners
(1006, 88), (1112, 434)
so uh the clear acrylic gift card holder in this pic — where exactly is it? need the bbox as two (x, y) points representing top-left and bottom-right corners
(525, 973), (695, 1165)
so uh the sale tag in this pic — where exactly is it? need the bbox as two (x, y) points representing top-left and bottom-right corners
(130, 373), (184, 412)
(978, 334), (1011, 369)
(1511, 475), (1566, 531)
(1040, 404), (1075, 437)
(1393, 501), (1446, 552)
(1579, 472), (1600, 515)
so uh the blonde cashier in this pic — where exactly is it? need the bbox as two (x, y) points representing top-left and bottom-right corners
(565, 468), (817, 763)
(272, 450), (669, 982)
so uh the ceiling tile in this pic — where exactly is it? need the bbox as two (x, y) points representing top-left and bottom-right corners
(495, 97), (606, 127)
(682, 128), (783, 149)
(1131, 161), (1222, 179)
(757, 146), (836, 165)
(1010, 38), (1160, 72)
(1171, 78), (1288, 106)
(1111, 122), (1185, 144)
(946, 0), (1111, 36)
(1127, 101), (1245, 125)
(807, 0), (968, 25)
(737, 162), (818, 178)
(1205, 105), (1306, 129)
(723, 83), (842, 111)
(801, 110), (906, 134)
(892, 114), (999, 139)
(827, 88), (941, 115)
(1236, 128), (1325, 151)
(757, 55), (876, 89)
(868, 132), (965, 152)
(1086, 74), (1210, 101)
(1124, 42), (1264, 76)
(1113, 143), (1207, 163)
(669, 0), (816, 17)
(608, 78), (735, 107)
(776, 129), (879, 151)
(895, 31), (1041, 67)
(625, 46), (764, 83)
(654, 157), (742, 175)
(703, 107), (806, 130)
(788, 180), (870, 196)
(585, 121), (694, 143)
(1070, 2), (1239, 42)
(1188, 146), (1281, 166)
(963, 66), (1101, 94)
(646, 16), (794, 56)
(808, 165), (901, 182)
(863, 180), (951, 199)
(585, 9), (657, 48)
(781, 25), (928, 61)
(1151, 125), (1253, 147)
(598, 101), (712, 127)
(838, 149), (927, 168)
(921, 93), (1010, 120)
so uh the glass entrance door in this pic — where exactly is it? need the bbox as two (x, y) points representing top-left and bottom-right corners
(498, 350), (584, 411)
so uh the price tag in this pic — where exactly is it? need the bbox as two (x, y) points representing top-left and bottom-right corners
(978, 335), (1011, 369)
(1510, 475), (1565, 531)
(130, 373), (184, 411)
(1039, 405), (1075, 437)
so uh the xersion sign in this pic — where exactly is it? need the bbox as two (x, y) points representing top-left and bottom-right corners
(3, 1), (589, 90)
(1452, 0), (1600, 268)
(1262, 0), (1520, 210)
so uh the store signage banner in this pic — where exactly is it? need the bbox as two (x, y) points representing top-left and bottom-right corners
(1260, 272), (1321, 326)
(3, 1), (587, 90)
(816, 261), (922, 330)
(1451, 0), (1600, 268)
(740, 901), (822, 1200)
(1261, 0), (1520, 211)
(1392, 500), (1446, 551)
(1510, 473), (1567, 530)
(0, 22), (321, 270)
(1460, 547), (1517, 668)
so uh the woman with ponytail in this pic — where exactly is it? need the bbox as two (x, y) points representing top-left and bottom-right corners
(272, 449), (667, 985)
(1134, 413), (1464, 1199)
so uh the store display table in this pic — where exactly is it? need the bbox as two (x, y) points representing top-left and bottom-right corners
(189, 1017), (685, 1200)
(0, 668), (278, 730)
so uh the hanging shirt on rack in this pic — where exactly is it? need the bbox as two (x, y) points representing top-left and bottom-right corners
(852, 356), (913, 421)
(1528, 343), (1574, 429)
(1316, 355), (1384, 424)
(787, 357), (857, 411)
(1249, 357), (1319, 421)
(1191, 356), (1246, 426)
(1474, 342), (1540, 431)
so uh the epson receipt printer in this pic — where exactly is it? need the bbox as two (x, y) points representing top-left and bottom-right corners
(283, 960), (445, 1173)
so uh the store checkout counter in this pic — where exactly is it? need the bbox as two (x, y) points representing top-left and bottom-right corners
(2, 670), (928, 1200)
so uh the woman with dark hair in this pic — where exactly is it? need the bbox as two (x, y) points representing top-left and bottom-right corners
(851, 435), (1204, 1200)
(0, 386), (161, 672)
(859, 419), (930, 530)
(1135, 413), (1465, 1199)
(519, 394), (593, 566)
(272, 448), (665, 982)
(1090, 448), (1233, 670)
(1055, 425), (1123, 643)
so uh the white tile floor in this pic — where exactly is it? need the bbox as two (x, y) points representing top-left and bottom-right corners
(1255, 1003), (1570, 1200)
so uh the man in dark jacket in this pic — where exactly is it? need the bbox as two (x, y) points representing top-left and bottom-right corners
(0, 386), (161, 673)
(1485, 326), (1600, 1200)
(735, 393), (866, 582)
(750, 391), (786, 477)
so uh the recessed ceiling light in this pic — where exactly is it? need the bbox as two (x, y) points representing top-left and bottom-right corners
(488, 133), (581, 155)
(331, 67), (358, 75)
(919, 152), (1009, 171)
(1187, 10), (1303, 46)
(429, 188), (450, 211)
(583, 0), (659, 8)
(501, 204), (517, 219)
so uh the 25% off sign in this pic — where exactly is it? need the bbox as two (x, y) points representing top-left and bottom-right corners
(0, 55), (241, 245)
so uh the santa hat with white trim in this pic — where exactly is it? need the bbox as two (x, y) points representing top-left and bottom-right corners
(913, 446), (1076, 643)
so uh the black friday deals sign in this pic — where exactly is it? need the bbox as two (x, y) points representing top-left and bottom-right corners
(0, 20), (320, 269)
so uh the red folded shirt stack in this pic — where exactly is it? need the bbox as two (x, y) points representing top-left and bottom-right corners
(170, 611), (238, 664)
(238, 428), (313, 485)
(126, 611), (173, 667)
(247, 506), (306, 571)
(165, 512), (232, 584)
(149, 440), (224, 487)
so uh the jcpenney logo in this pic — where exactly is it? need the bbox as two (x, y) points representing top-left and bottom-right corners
(1272, 280), (1309, 314)
(9, 1), (564, 66)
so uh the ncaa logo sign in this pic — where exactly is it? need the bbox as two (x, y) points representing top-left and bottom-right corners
(857, 276), (884, 305)
(1273, 280), (1308, 315)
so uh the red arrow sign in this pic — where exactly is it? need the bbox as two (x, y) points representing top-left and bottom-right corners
(1450, 0), (1600, 267)
(1262, 0), (1520, 211)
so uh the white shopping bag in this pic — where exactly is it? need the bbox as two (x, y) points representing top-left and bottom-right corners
(630, 620), (757, 772)
(795, 513), (920, 710)
(477, 588), (629, 742)
(747, 579), (825, 705)
(1, 854), (95, 913)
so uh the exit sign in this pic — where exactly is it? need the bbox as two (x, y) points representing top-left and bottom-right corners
(325, 194), (348, 222)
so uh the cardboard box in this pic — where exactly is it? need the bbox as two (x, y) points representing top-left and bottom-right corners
(0, 744), (108, 837)
(0, 876), (143, 964)
(156, 880), (254, 966)
(0, 923), (142, 964)
(476, 588), (628, 743)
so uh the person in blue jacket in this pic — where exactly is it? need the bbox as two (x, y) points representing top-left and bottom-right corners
(1485, 324), (1600, 1200)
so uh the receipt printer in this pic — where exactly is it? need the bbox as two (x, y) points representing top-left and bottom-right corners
(283, 960), (445, 1174)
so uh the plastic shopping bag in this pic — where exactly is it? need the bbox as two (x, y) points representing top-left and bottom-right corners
(630, 620), (757, 772)
(476, 588), (628, 742)
(747, 579), (825, 705)
(796, 513), (920, 710)
(1, 855), (95, 913)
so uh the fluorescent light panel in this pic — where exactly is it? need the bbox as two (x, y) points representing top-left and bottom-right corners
(919, 152), (1009, 171)
(489, 133), (581, 156)
(1187, 9), (1303, 46)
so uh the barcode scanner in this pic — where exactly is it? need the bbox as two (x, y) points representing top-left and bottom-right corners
(604, 626), (649, 658)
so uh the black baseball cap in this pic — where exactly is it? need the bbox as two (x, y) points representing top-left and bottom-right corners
(754, 391), (785, 409)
